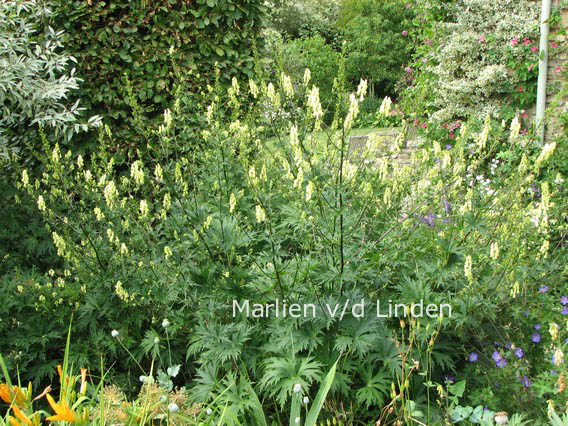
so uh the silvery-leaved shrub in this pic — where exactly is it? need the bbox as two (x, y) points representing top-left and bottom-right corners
(0, 0), (100, 159)
(401, 0), (539, 123)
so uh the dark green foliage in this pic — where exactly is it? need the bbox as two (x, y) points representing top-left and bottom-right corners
(337, 0), (414, 98)
(51, 0), (265, 150)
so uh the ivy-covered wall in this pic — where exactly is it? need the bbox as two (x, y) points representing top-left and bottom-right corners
(52, 0), (265, 150)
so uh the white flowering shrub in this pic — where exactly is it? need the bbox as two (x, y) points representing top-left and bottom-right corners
(2, 66), (568, 422)
(400, 0), (540, 123)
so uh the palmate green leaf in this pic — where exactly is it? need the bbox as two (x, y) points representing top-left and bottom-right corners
(259, 356), (323, 408)
(355, 366), (390, 408)
(140, 328), (161, 360)
(333, 314), (383, 357)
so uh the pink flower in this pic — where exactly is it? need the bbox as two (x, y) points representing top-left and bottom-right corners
(531, 47), (538, 52)
(479, 34), (486, 42)
(442, 123), (449, 129)
(511, 38), (519, 46)
(528, 64), (533, 71)
(421, 122), (428, 129)
(521, 129), (528, 135)
(551, 42), (559, 48)
(402, 30), (408, 36)
(517, 87), (524, 92)
(523, 38), (531, 46)
(556, 66), (564, 73)
(406, 3), (411, 8)
(425, 39), (433, 46)
(413, 118), (419, 126)
(405, 66), (412, 73)
(521, 111), (527, 118)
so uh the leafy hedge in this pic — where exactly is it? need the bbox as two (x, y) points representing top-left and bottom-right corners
(51, 0), (265, 150)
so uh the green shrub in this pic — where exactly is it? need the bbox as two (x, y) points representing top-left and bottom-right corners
(49, 0), (265, 151)
(337, 0), (414, 98)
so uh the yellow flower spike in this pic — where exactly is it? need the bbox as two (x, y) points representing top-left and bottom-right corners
(12, 405), (33, 425)
(79, 368), (87, 395)
(56, 365), (63, 379)
(45, 393), (76, 423)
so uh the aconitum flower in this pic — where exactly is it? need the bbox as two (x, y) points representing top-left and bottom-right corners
(469, 353), (478, 362)
(561, 296), (568, 305)
(520, 376), (531, 387)
(531, 333), (541, 343)
(514, 348), (524, 359)
(539, 285), (549, 293)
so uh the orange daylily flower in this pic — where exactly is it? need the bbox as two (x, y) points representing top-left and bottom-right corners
(0, 383), (10, 403)
(0, 384), (26, 405)
(45, 393), (76, 423)
(11, 405), (33, 425)
(8, 416), (23, 426)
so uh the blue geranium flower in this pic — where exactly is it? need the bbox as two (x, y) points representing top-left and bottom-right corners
(531, 333), (541, 343)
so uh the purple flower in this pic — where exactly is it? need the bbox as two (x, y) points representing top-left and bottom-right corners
(531, 333), (541, 343)
(539, 285), (549, 293)
(520, 376), (531, 387)
(443, 375), (455, 383)
(561, 296), (568, 305)
(469, 352), (478, 362)
(523, 310), (530, 317)
(402, 30), (409, 36)
(404, 66), (412, 73)
(444, 199), (452, 214)
(505, 342), (512, 349)
(535, 324), (541, 330)
(492, 351), (502, 362)
(551, 370), (558, 376)
(565, 338), (568, 344)
(562, 307), (568, 315)
(445, 144), (452, 150)
(514, 348), (524, 358)
(496, 359), (507, 368)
